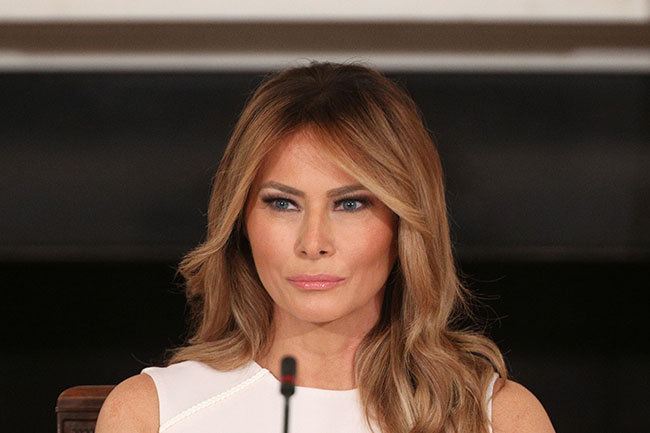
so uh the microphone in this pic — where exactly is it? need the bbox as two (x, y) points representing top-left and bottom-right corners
(280, 356), (297, 433)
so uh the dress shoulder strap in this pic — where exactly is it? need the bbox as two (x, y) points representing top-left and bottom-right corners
(141, 360), (265, 432)
(486, 372), (500, 433)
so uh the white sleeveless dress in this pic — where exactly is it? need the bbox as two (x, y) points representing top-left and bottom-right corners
(142, 360), (499, 433)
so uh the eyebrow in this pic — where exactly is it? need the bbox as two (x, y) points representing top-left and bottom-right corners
(259, 181), (368, 198)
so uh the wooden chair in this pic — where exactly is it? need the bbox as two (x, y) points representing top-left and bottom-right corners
(56, 385), (115, 433)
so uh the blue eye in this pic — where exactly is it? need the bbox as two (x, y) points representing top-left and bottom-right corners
(260, 195), (371, 212)
(335, 198), (368, 212)
(262, 197), (298, 211)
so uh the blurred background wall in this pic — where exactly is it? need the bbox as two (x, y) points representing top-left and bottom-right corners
(1, 2), (649, 432)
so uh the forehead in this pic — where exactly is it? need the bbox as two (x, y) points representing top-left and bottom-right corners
(252, 129), (356, 188)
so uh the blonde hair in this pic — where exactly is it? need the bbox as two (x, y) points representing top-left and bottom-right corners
(169, 61), (507, 433)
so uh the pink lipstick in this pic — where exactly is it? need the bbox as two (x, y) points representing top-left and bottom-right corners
(287, 274), (345, 291)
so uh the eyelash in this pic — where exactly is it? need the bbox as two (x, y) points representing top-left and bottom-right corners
(261, 195), (371, 213)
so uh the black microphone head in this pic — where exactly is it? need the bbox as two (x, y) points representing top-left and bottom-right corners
(280, 356), (296, 397)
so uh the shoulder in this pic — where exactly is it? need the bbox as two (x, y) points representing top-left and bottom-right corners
(95, 373), (159, 433)
(491, 378), (556, 433)
(99, 360), (267, 432)
(141, 359), (266, 401)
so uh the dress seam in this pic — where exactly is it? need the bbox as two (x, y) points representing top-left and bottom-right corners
(159, 369), (267, 432)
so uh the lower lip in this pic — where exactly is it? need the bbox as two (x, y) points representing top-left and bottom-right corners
(287, 279), (344, 290)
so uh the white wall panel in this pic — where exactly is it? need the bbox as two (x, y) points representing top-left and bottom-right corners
(0, 0), (648, 22)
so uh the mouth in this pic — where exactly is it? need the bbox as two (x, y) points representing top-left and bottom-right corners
(286, 274), (345, 291)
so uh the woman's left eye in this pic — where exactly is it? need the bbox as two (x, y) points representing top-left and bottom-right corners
(334, 197), (369, 212)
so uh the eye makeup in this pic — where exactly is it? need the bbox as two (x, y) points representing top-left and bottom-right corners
(260, 194), (373, 213)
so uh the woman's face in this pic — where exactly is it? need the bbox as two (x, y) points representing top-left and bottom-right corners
(244, 129), (398, 326)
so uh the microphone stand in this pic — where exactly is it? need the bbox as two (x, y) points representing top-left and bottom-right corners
(280, 356), (297, 433)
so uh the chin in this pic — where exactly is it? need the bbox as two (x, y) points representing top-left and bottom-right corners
(292, 307), (346, 324)
(273, 291), (381, 326)
(282, 299), (353, 324)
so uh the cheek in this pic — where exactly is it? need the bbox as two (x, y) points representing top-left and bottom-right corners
(342, 220), (396, 272)
(246, 215), (293, 278)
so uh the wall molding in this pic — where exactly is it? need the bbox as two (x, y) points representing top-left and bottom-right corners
(1, 22), (649, 72)
(2, 0), (648, 23)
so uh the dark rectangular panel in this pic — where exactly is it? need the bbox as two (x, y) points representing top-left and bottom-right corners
(1, 73), (648, 260)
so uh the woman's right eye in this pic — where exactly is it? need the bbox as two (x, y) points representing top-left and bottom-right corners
(261, 196), (298, 212)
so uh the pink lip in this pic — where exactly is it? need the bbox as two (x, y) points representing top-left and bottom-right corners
(287, 274), (345, 291)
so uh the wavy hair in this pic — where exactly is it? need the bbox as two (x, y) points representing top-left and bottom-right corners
(168, 61), (507, 433)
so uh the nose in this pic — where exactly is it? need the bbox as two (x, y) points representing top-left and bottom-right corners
(295, 208), (335, 259)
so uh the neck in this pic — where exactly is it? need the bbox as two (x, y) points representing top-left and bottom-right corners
(256, 304), (380, 390)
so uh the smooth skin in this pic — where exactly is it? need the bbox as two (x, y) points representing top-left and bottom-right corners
(244, 129), (399, 390)
(96, 129), (555, 433)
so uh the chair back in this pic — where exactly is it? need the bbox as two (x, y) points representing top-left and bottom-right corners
(56, 385), (115, 433)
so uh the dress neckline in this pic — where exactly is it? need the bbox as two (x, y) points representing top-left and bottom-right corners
(251, 360), (359, 394)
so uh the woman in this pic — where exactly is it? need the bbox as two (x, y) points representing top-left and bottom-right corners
(97, 61), (555, 433)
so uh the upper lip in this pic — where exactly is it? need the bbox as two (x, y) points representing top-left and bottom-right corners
(287, 274), (345, 282)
